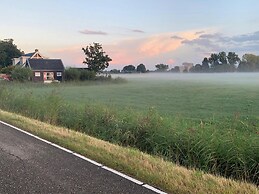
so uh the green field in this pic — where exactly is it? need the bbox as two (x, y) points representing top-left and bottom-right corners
(0, 72), (258, 185)
(12, 73), (259, 120)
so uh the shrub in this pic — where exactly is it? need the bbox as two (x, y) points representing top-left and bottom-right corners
(1, 65), (15, 74)
(80, 70), (96, 80)
(64, 68), (80, 81)
(11, 67), (32, 82)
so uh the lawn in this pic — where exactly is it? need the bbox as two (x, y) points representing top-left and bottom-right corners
(12, 72), (259, 121)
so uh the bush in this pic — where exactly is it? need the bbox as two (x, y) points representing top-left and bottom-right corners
(80, 70), (96, 80)
(64, 68), (81, 81)
(1, 66), (15, 74)
(11, 67), (32, 82)
(64, 68), (97, 81)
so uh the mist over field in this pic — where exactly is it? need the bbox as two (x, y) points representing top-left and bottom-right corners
(113, 72), (259, 86)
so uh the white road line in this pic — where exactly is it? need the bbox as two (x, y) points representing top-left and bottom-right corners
(73, 153), (103, 167)
(102, 166), (143, 185)
(0, 120), (167, 194)
(143, 184), (168, 194)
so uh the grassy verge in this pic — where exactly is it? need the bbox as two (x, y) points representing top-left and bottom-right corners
(0, 109), (258, 194)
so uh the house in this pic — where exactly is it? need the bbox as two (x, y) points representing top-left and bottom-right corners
(13, 49), (65, 83)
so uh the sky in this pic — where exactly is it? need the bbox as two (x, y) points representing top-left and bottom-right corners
(1, 0), (259, 70)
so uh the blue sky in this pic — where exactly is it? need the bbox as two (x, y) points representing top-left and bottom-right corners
(1, 0), (259, 69)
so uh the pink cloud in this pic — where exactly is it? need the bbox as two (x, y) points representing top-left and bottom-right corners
(79, 29), (108, 35)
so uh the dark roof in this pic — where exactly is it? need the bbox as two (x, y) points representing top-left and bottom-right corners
(28, 59), (64, 71)
(23, 52), (35, 57)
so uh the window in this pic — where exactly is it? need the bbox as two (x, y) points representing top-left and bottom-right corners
(35, 72), (41, 77)
(57, 72), (62, 77)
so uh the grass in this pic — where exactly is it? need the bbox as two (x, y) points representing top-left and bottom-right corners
(0, 109), (258, 194)
(0, 73), (258, 185)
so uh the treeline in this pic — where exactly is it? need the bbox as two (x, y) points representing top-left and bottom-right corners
(109, 52), (259, 74)
(190, 52), (259, 73)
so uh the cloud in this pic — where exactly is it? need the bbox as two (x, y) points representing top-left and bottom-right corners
(171, 35), (183, 40)
(79, 29), (108, 35)
(182, 30), (259, 54)
(232, 31), (259, 42)
(131, 29), (145, 33)
(195, 31), (205, 35)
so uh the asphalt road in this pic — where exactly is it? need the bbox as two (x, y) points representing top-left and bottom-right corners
(0, 122), (160, 194)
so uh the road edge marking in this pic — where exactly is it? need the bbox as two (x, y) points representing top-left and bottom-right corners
(0, 120), (167, 194)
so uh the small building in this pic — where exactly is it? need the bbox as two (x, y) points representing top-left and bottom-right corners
(25, 59), (64, 82)
(12, 49), (65, 83)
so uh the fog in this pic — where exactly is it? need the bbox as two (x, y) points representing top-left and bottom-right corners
(112, 72), (259, 86)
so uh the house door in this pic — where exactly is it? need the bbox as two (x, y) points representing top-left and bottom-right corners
(44, 72), (54, 80)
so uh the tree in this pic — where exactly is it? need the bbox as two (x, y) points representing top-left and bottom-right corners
(11, 66), (32, 82)
(227, 52), (240, 66)
(218, 51), (227, 65)
(82, 42), (112, 73)
(0, 39), (22, 68)
(190, 64), (202, 72)
(202, 57), (210, 72)
(238, 54), (259, 72)
(155, 64), (168, 72)
(136, 63), (146, 73)
(122, 65), (135, 73)
(209, 53), (220, 68)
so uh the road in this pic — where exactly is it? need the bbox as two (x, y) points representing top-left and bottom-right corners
(0, 121), (163, 194)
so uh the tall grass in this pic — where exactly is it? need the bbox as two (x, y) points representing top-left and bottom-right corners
(0, 83), (258, 185)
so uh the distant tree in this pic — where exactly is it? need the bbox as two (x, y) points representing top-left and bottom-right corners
(0, 39), (22, 68)
(155, 64), (168, 72)
(202, 57), (210, 72)
(190, 64), (202, 72)
(227, 52), (240, 66)
(238, 54), (259, 72)
(136, 63), (146, 73)
(174, 66), (180, 72)
(209, 53), (220, 68)
(122, 65), (135, 73)
(110, 69), (120, 74)
(218, 51), (227, 65)
(82, 42), (112, 73)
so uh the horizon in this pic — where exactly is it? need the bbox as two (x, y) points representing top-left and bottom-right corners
(1, 0), (259, 70)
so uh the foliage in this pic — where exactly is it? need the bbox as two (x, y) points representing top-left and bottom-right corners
(64, 68), (81, 81)
(122, 65), (136, 73)
(64, 68), (97, 81)
(11, 67), (32, 82)
(82, 42), (112, 72)
(155, 64), (168, 71)
(79, 69), (96, 81)
(110, 69), (120, 74)
(170, 66), (180, 72)
(0, 65), (15, 74)
(0, 39), (22, 68)
(136, 63), (146, 73)
(238, 54), (259, 72)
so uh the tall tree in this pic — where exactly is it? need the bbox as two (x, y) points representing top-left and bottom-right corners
(227, 52), (240, 66)
(82, 42), (112, 72)
(202, 57), (210, 71)
(155, 64), (168, 71)
(0, 39), (22, 67)
(136, 63), (146, 73)
(208, 53), (219, 68)
(122, 65), (135, 72)
(218, 51), (227, 65)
